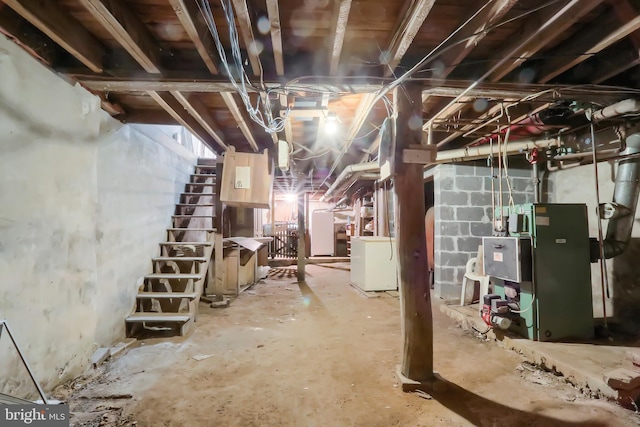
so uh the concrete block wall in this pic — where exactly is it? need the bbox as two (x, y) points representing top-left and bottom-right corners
(433, 160), (538, 302)
(0, 34), (197, 397)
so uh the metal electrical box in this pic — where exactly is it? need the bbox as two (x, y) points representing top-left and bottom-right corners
(483, 204), (594, 341)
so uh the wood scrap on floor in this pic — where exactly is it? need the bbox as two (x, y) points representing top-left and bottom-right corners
(91, 348), (110, 368)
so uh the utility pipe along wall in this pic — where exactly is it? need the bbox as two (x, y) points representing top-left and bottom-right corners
(602, 133), (640, 259)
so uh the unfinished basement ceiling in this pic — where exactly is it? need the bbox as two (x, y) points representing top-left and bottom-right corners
(2, 0), (640, 185)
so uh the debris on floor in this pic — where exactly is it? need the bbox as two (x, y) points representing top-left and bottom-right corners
(56, 264), (639, 426)
(91, 348), (111, 368)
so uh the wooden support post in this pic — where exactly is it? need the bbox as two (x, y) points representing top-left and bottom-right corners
(297, 192), (306, 282)
(393, 82), (435, 390)
(270, 190), (276, 259)
(211, 160), (227, 301)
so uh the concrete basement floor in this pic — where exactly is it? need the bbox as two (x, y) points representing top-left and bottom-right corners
(58, 264), (640, 427)
(440, 303), (640, 405)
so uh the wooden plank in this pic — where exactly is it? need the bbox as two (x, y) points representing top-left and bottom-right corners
(78, 0), (161, 74)
(424, 97), (470, 130)
(137, 292), (199, 299)
(123, 109), (178, 125)
(343, 92), (377, 151)
(78, 76), (584, 96)
(168, 0), (219, 74)
(148, 91), (219, 152)
(3, 0), (104, 72)
(220, 92), (259, 152)
(538, 3), (640, 83)
(152, 257), (208, 262)
(392, 81), (433, 383)
(486, 0), (604, 82)
(230, 0), (261, 76)
(328, 0), (352, 74)
(82, 79), (241, 93)
(591, 39), (640, 84)
(0, 7), (58, 65)
(383, 0), (436, 76)
(436, 0), (518, 79)
(297, 193), (306, 282)
(126, 313), (191, 322)
(171, 91), (227, 152)
(144, 274), (202, 280)
(265, 0), (284, 76)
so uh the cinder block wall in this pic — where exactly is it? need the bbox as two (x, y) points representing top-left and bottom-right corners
(433, 160), (539, 302)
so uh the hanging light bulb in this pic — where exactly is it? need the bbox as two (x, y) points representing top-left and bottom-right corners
(325, 112), (339, 135)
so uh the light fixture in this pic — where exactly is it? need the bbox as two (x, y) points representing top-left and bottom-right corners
(285, 193), (297, 203)
(324, 112), (339, 135)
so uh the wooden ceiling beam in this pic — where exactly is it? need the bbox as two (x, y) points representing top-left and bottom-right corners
(590, 39), (640, 84)
(230, 0), (261, 77)
(424, 97), (471, 130)
(168, 0), (219, 74)
(265, 0), (284, 76)
(78, 0), (162, 74)
(328, 0), (352, 75)
(3, 0), (104, 72)
(279, 94), (294, 147)
(220, 92), (259, 152)
(124, 109), (178, 125)
(171, 91), (227, 152)
(0, 6), (58, 65)
(487, 0), (604, 82)
(436, 0), (518, 80)
(383, 0), (436, 77)
(148, 91), (220, 152)
(538, 1), (640, 83)
(433, 102), (552, 147)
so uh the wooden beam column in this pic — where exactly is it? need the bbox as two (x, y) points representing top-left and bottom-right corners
(392, 81), (434, 389)
(297, 192), (306, 282)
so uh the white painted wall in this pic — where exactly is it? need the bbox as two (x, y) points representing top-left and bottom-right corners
(550, 161), (640, 325)
(0, 35), (196, 397)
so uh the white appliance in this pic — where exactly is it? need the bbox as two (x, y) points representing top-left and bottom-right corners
(311, 211), (335, 256)
(350, 237), (397, 291)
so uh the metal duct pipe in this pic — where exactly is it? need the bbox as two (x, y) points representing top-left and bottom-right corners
(321, 161), (379, 200)
(436, 138), (557, 163)
(602, 133), (640, 259)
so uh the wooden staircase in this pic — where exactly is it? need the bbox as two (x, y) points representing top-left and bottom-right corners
(125, 159), (218, 337)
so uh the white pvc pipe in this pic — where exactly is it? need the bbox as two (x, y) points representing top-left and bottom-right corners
(593, 99), (640, 122)
(436, 138), (558, 163)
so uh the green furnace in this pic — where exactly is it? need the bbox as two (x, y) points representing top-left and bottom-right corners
(482, 204), (594, 341)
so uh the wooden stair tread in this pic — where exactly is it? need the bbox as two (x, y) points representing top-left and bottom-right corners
(126, 313), (191, 322)
(185, 182), (216, 186)
(167, 228), (216, 231)
(159, 241), (213, 246)
(137, 292), (199, 299)
(195, 165), (216, 170)
(176, 203), (214, 207)
(152, 256), (208, 262)
(172, 215), (214, 218)
(191, 174), (216, 178)
(144, 273), (202, 280)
